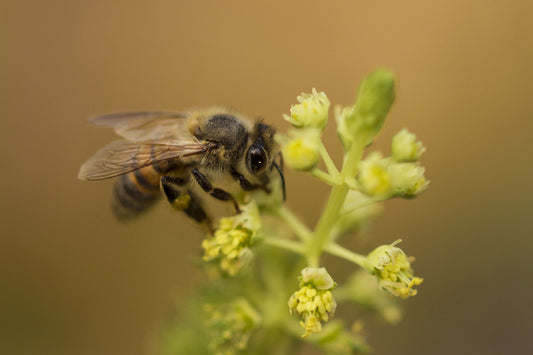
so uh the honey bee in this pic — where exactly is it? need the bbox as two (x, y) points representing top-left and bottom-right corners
(78, 108), (285, 230)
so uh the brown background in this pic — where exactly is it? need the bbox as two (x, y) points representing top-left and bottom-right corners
(2, 1), (532, 354)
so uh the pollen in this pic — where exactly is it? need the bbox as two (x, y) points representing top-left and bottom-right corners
(201, 202), (261, 276)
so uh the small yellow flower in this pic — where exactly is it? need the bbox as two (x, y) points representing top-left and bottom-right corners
(391, 128), (426, 162)
(283, 88), (330, 130)
(288, 267), (337, 337)
(202, 202), (261, 276)
(282, 129), (320, 171)
(389, 162), (429, 198)
(366, 240), (423, 298)
(357, 152), (393, 197)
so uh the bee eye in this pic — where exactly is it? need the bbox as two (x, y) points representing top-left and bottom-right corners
(246, 145), (268, 175)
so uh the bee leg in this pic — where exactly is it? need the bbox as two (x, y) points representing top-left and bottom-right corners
(184, 190), (214, 233)
(160, 176), (188, 208)
(230, 168), (270, 193)
(161, 176), (213, 232)
(191, 168), (241, 213)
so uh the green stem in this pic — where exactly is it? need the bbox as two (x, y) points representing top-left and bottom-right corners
(306, 141), (366, 267)
(311, 168), (342, 186)
(319, 141), (340, 175)
(273, 206), (313, 241)
(344, 177), (360, 190)
(324, 242), (368, 269)
(263, 237), (306, 255)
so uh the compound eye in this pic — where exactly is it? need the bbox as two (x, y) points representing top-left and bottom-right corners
(247, 145), (268, 175)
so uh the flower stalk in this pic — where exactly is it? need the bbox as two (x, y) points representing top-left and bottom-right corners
(307, 139), (366, 267)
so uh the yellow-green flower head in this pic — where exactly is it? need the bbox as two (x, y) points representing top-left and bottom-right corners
(357, 152), (393, 197)
(204, 299), (261, 355)
(389, 162), (429, 198)
(282, 129), (320, 171)
(366, 240), (423, 298)
(283, 88), (330, 130)
(288, 267), (337, 337)
(202, 202), (261, 276)
(391, 128), (426, 162)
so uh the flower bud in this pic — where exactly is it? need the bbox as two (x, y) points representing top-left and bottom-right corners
(300, 267), (336, 290)
(338, 69), (396, 145)
(391, 128), (426, 162)
(389, 162), (429, 198)
(283, 88), (330, 130)
(357, 152), (393, 198)
(282, 129), (320, 171)
(334, 105), (356, 151)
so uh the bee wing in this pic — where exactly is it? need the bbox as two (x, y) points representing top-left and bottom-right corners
(89, 111), (192, 142)
(78, 139), (207, 181)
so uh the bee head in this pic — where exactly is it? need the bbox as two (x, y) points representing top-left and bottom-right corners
(245, 121), (276, 176)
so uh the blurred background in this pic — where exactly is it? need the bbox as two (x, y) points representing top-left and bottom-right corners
(2, 0), (532, 354)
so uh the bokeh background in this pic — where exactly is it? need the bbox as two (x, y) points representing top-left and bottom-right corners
(2, 1), (532, 354)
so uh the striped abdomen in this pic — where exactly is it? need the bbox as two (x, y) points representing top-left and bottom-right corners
(112, 167), (162, 220)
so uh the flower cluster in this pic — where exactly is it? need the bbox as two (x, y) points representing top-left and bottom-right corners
(357, 128), (429, 199)
(366, 240), (423, 298)
(202, 202), (261, 276)
(288, 267), (337, 337)
(165, 70), (428, 354)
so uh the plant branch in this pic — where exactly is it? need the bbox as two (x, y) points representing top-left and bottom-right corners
(319, 141), (340, 175)
(306, 140), (366, 267)
(263, 237), (306, 255)
(324, 242), (368, 269)
(311, 169), (342, 186)
(272, 205), (313, 241)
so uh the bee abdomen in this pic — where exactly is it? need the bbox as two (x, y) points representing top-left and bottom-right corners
(112, 167), (161, 220)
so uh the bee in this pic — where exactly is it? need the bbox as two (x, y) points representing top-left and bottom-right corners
(78, 108), (285, 231)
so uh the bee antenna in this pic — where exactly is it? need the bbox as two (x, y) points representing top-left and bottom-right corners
(272, 161), (286, 202)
